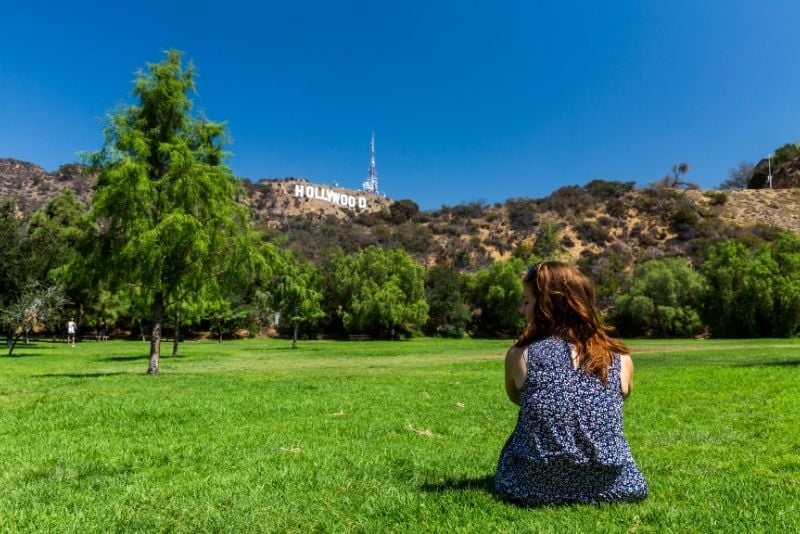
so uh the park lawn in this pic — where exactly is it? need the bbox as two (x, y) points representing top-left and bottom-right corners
(0, 337), (798, 532)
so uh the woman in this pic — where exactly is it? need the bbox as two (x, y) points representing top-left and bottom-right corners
(495, 262), (647, 505)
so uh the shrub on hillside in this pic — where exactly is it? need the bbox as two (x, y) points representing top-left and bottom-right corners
(505, 198), (538, 232)
(540, 185), (594, 217)
(584, 179), (635, 200)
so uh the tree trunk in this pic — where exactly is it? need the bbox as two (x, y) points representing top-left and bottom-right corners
(138, 320), (146, 342)
(7, 332), (23, 357)
(292, 321), (298, 349)
(148, 292), (164, 375)
(172, 307), (181, 357)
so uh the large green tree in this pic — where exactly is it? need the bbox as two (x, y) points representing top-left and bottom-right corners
(701, 234), (800, 337)
(28, 190), (92, 324)
(273, 251), (324, 348)
(423, 264), (470, 338)
(0, 200), (29, 346)
(86, 50), (258, 374)
(463, 258), (526, 337)
(329, 246), (428, 337)
(611, 258), (705, 338)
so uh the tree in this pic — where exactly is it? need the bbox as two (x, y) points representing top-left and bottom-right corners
(463, 258), (526, 337)
(655, 162), (699, 190)
(329, 247), (428, 337)
(28, 190), (93, 324)
(85, 50), (259, 374)
(611, 258), (704, 338)
(700, 234), (800, 337)
(387, 199), (420, 224)
(273, 254), (324, 348)
(2, 283), (66, 356)
(719, 161), (753, 190)
(0, 200), (30, 343)
(531, 218), (564, 261)
(423, 264), (470, 337)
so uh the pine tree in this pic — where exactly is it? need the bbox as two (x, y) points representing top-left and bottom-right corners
(86, 50), (259, 374)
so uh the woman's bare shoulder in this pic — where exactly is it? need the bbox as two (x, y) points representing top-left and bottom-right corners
(506, 344), (527, 360)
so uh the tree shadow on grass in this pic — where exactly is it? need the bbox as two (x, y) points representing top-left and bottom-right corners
(3, 341), (66, 358)
(33, 372), (132, 379)
(104, 355), (151, 362)
(734, 359), (800, 368)
(3, 352), (46, 358)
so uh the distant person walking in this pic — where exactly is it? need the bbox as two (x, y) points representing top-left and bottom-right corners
(495, 261), (647, 505)
(66, 318), (77, 347)
(96, 319), (108, 341)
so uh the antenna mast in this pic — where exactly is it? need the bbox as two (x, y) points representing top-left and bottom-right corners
(362, 130), (379, 194)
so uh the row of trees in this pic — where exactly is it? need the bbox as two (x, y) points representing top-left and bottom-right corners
(611, 232), (800, 338)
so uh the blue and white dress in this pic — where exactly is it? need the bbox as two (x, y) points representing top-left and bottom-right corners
(495, 337), (648, 505)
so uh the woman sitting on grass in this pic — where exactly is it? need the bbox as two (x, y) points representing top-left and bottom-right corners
(495, 261), (648, 505)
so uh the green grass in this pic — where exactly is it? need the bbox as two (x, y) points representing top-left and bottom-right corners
(0, 337), (798, 533)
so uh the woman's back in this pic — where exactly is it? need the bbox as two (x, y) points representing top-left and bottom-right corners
(495, 337), (647, 505)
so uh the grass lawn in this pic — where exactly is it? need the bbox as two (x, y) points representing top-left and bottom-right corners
(0, 337), (798, 532)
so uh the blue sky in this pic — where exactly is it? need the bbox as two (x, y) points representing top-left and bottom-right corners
(2, 1), (799, 210)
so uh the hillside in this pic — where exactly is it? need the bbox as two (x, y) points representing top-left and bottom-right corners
(3, 157), (800, 273)
(0, 158), (93, 211)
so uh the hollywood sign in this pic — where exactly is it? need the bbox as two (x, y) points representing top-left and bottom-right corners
(293, 184), (368, 210)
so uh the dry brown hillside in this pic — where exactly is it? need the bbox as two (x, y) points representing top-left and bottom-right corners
(705, 188), (800, 233)
(4, 157), (800, 271)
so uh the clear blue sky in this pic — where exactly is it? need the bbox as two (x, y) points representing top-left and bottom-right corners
(2, 1), (799, 210)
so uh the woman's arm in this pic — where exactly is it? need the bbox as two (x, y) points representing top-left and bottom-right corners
(504, 345), (528, 405)
(620, 354), (634, 399)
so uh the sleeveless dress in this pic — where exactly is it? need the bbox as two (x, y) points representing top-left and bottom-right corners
(495, 337), (648, 505)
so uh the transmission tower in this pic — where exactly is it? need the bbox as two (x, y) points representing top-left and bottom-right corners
(362, 131), (379, 194)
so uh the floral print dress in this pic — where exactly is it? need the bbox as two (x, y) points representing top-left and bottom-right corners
(495, 337), (648, 505)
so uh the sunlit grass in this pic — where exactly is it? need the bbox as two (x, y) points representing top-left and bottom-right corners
(0, 337), (798, 532)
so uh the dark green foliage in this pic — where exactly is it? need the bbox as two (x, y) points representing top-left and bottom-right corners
(395, 221), (434, 255)
(772, 143), (800, 167)
(611, 258), (704, 337)
(0, 200), (29, 310)
(531, 218), (564, 260)
(270, 247), (324, 348)
(605, 197), (628, 219)
(584, 179), (635, 200)
(327, 246), (428, 337)
(505, 198), (538, 231)
(578, 241), (633, 310)
(463, 258), (525, 337)
(574, 220), (611, 244)
(449, 200), (487, 219)
(669, 201), (700, 240)
(750, 145), (799, 188)
(28, 190), (92, 320)
(423, 264), (470, 337)
(704, 191), (728, 205)
(700, 234), (800, 337)
(540, 185), (594, 217)
(387, 199), (420, 224)
(85, 50), (261, 373)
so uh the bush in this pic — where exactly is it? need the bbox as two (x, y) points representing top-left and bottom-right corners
(704, 191), (728, 206)
(611, 258), (705, 338)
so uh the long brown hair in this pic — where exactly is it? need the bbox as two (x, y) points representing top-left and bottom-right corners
(515, 261), (628, 383)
